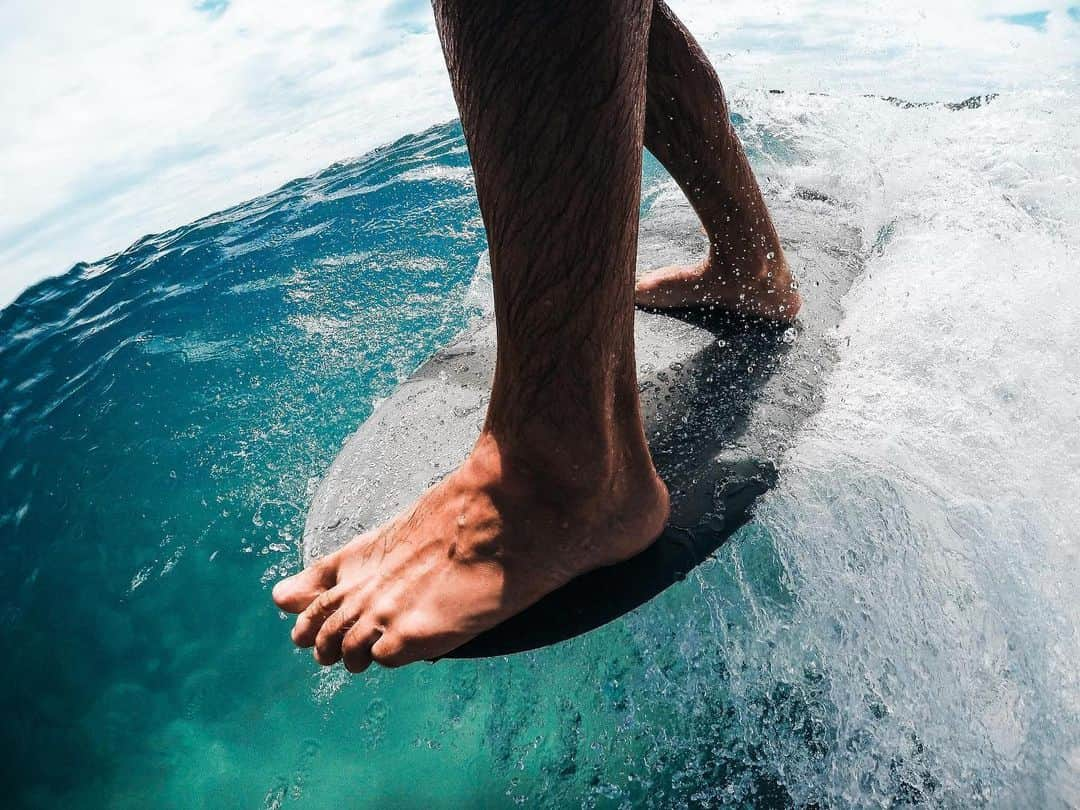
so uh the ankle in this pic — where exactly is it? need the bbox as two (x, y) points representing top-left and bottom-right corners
(706, 240), (788, 282)
(469, 426), (660, 509)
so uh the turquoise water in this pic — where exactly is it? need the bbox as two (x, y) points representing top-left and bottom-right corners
(1, 121), (804, 807)
(4, 95), (1079, 807)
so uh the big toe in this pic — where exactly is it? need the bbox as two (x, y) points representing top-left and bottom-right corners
(634, 265), (699, 307)
(633, 273), (662, 306)
(272, 559), (336, 613)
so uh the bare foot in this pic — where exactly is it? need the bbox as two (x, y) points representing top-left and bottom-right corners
(273, 432), (669, 671)
(635, 249), (802, 322)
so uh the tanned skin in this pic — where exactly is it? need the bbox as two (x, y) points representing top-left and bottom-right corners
(272, 0), (797, 671)
(637, 2), (800, 317)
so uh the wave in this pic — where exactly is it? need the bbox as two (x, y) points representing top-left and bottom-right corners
(1, 90), (1077, 806)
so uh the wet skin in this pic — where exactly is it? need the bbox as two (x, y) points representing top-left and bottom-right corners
(273, 0), (798, 670)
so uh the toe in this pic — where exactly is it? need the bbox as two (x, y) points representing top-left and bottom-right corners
(272, 555), (338, 613)
(341, 625), (382, 674)
(313, 606), (359, 666)
(291, 586), (345, 648)
(633, 271), (659, 300)
(370, 632), (412, 668)
(634, 266), (683, 306)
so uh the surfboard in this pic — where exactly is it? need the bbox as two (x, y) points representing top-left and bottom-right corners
(302, 186), (863, 657)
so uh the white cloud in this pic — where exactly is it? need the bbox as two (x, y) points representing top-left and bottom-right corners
(1, 0), (1076, 309)
(0, 0), (454, 308)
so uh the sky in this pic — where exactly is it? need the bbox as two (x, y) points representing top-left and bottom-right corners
(1, 0), (1077, 310)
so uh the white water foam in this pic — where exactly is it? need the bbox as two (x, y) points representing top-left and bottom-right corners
(714, 89), (1080, 806)
(455, 84), (1080, 802)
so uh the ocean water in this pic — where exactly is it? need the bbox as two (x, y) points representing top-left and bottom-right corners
(2, 89), (1079, 808)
